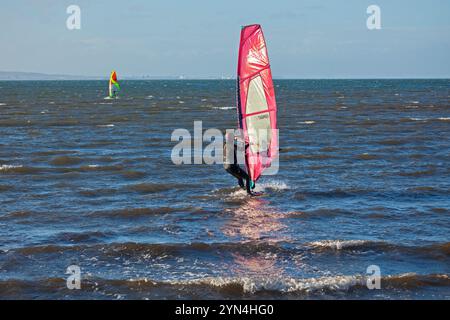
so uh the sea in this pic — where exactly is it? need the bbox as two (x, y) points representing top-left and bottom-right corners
(0, 79), (449, 299)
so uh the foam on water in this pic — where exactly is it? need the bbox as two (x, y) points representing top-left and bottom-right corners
(307, 240), (372, 250)
(156, 273), (449, 295)
(213, 106), (234, 110)
(298, 121), (316, 124)
(0, 164), (23, 171)
(257, 180), (290, 192)
(164, 274), (365, 294)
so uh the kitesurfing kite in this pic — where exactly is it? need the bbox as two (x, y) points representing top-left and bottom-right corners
(108, 70), (120, 98)
(225, 24), (278, 195)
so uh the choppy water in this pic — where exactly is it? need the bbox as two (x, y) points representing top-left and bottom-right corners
(0, 79), (449, 299)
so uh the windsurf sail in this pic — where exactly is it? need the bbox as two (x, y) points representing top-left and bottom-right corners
(109, 70), (120, 98)
(236, 24), (278, 183)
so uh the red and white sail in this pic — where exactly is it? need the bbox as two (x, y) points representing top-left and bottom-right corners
(237, 24), (278, 183)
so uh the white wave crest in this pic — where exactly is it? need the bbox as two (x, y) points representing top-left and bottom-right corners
(167, 275), (366, 294)
(213, 106), (234, 110)
(258, 181), (290, 192)
(307, 240), (372, 250)
(298, 120), (315, 124)
(0, 164), (23, 171)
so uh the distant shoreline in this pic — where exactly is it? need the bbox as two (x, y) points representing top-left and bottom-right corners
(1, 78), (449, 81)
(1, 71), (450, 81)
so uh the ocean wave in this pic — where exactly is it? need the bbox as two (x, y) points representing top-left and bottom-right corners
(257, 181), (289, 192)
(121, 170), (147, 180)
(212, 106), (234, 110)
(400, 117), (450, 122)
(356, 153), (378, 160)
(1, 211), (34, 219)
(283, 154), (336, 161)
(0, 164), (23, 171)
(0, 184), (12, 192)
(304, 240), (450, 258)
(377, 139), (405, 146)
(78, 188), (118, 197)
(45, 119), (80, 126)
(298, 121), (316, 125)
(128, 183), (189, 193)
(0, 164), (41, 174)
(216, 181), (289, 200)
(287, 208), (353, 218)
(6, 240), (449, 261)
(168, 274), (368, 294)
(78, 164), (124, 172)
(306, 240), (384, 251)
(50, 156), (83, 166)
(8, 241), (288, 257)
(293, 188), (376, 199)
(0, 273), (447, 298)
(407, 117), (427, 121)
(88, 207), (178, 218)
(407, 186), (450, 194)
(398, 168), (436, 177)
(50, 231), (110, 243)
(33, 150), (78, 156)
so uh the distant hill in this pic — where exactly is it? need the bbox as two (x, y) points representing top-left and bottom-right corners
(0, 71), (233, 81)
(0, 71), (101, 81)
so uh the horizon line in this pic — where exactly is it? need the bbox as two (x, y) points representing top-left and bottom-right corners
(1, 77), (450, 81)
(1, 71), (449, 81)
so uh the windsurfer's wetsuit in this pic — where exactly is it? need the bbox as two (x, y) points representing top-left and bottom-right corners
(223, 138), (254, 194)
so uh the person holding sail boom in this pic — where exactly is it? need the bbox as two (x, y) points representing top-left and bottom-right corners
(223, 132), (255, 195)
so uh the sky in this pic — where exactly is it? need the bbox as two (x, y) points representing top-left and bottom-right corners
(0, 0), (449, 78)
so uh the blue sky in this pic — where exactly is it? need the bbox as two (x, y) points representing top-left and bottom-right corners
(1, 0), (449, 78)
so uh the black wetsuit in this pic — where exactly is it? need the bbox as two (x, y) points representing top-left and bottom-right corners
(223, 140), (250, 190)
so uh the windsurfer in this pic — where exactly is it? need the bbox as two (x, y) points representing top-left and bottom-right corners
(223, 133), (255, 194)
